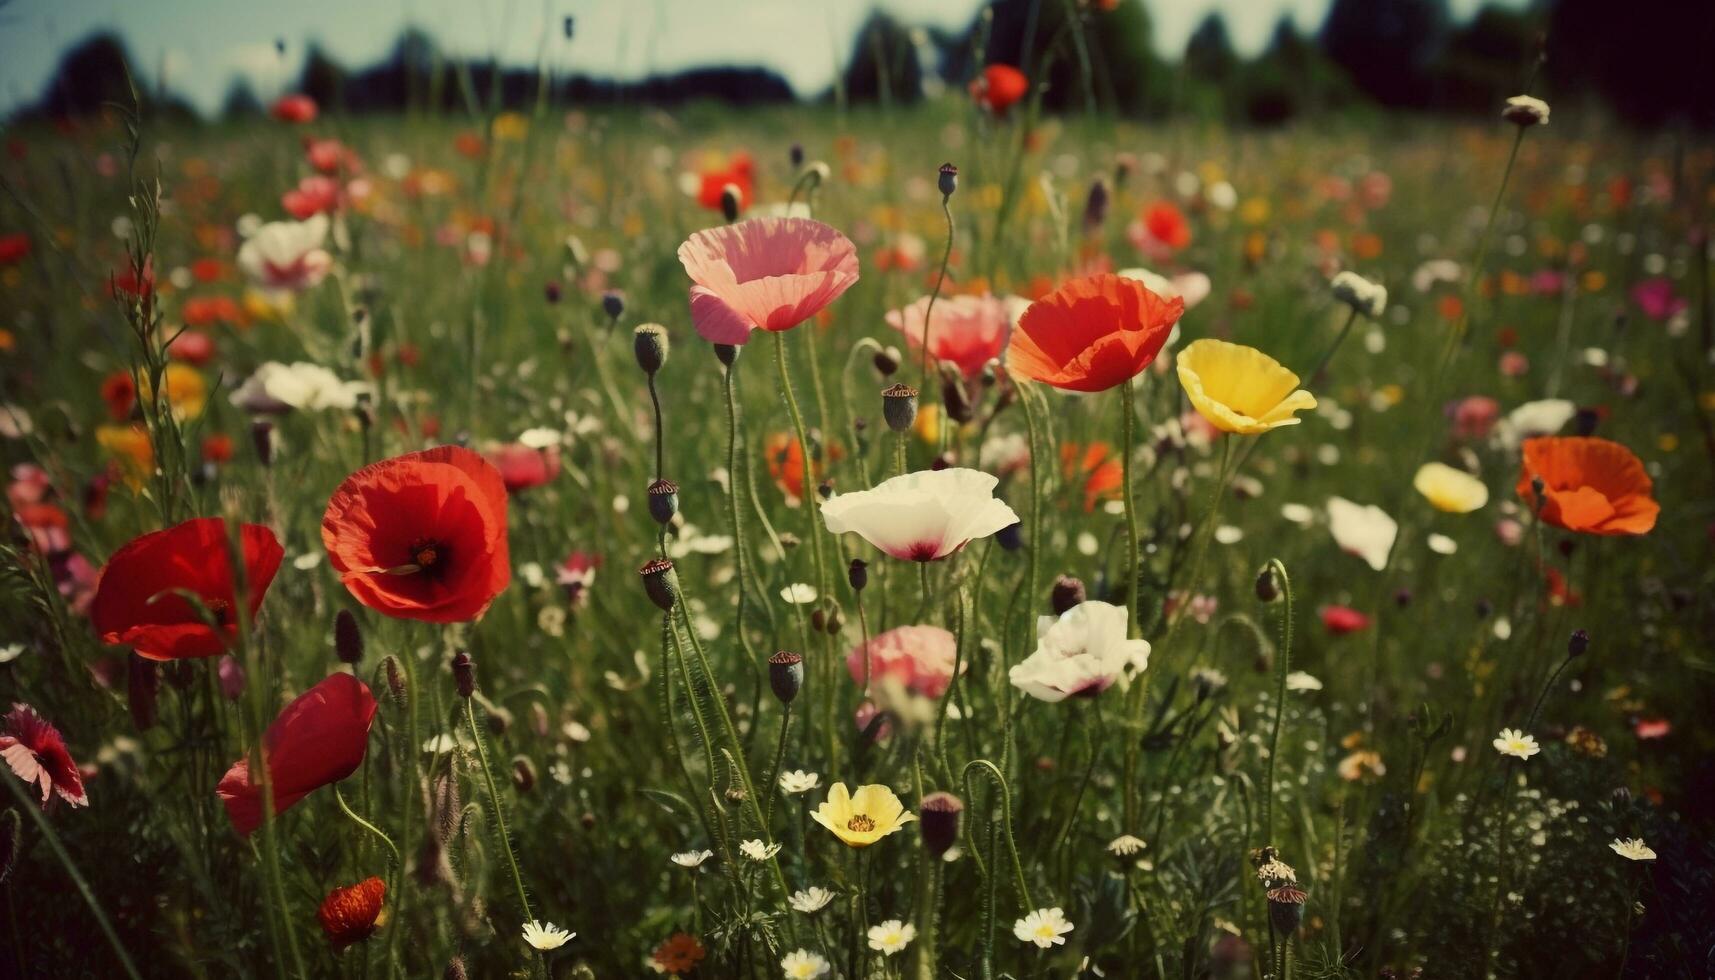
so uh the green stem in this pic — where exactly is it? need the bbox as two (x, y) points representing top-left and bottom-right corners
(466, 698), (533, 922)
(920, 194), (957, 392)
(773, 331), (829, 608)
(1305, 307), (1360, 382)
(334, 783), (402, 870)
(763, 702), (792, 829)
(960, 760), (1032, 913)
(1119, 376), (1141, 638)
(1260, 559), (1294, 850)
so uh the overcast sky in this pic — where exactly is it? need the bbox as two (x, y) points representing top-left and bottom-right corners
(0, 0), (1518, 116)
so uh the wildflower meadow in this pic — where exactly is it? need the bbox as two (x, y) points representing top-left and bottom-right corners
(1, 3), (1713, 978)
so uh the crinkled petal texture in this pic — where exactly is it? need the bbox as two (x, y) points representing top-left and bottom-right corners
(0, 703), (87, 807)
(811, 782), (916, 847)
(1009, 601), (1150, 703)
(323, 446), (511, 622)
(820, 468), (1018, 562)
(1413, 462), (1490, 514)
(845, 624), (958, 698)
(886, 293), (1023, 379)
(217, 673), (378, 835)
(1176, 338), (1317, 434)
(1518, 436), (1658, 536)
(1008, 274), (1183, 392)
(678, 217), (860, 344)
(91, 517), (284, 661)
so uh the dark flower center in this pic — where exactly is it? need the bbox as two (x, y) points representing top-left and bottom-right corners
(847, 813), (876, 833)
(409, 538), (448, 578)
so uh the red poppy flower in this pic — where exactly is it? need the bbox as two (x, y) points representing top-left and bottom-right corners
(1633, 717), (1670, 740)
(168, 330), (216, 366)
(100, 371), (137, 420)
(322, 446), (511, 623)
(216, 672), (377, 835)
(1139, 202), (1192, 251)
(283, 175), (342, 220)
(1007, 273), (1183, 392)
(696, 152), (754, 212)
(318, 876), (386, 949)
(971, 65), (1029, 113)
(483, 444), (560, 493)
(190, 257), (227, 283)
(1319, 605), (1371, 635)
(271, 94), (318, 124)
(91, 518), (285, 661)
(305, 138), (360, 177)
(1517, 436), (1658, 536)
(0, 703), (88, 808)
(0, 232), (30, 266)
(202, 434), (235, 464)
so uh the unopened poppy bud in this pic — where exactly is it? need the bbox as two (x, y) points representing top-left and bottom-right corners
(1266, 885), (1308, 934)
(882, 383), (918, 433)
(789, 143), (804, 168)
(1574, 407), (1599, 436)
(0, 807), (18, 885)
(874, 346), (901, 376)
(634, 323), (669, 375)
(639, 557), (679, 612)
(601, 291), (624, 321)
(1051, 575), (1086, 615)
(219, 655), (246, 700)
(511, 756), (537, 793)
(848, 558), (868, 592)
(544, 281), (562, 304)
(714, 343), (739, 367)
(251, 419), (274, 467)
(451, 651), (475, 699)
(810, 607), (827, 633)
(919, 791), (964, 855)
(444, 957), (468, 980)
(580, 811), (596, 829)
(942, 375), (974, 423)
(817, 480), (835, 500)
(476, 692), (511, 735)
(1394, 588), (1413, 608)
(825, 605), (845, 634)
(128, 653), (159, 732)
(334, 609), (364, 665)
(382, 655), (407, 708)
(1529, 475), (1546, 500)
(1568, 628), (1589, 658)
(720, 184), (742, 222)
(647, 479), (680, 525)
(530, 702), (549, 738)
(769, 651), (803, 704)
(1475, 598), (1493, 619)
(937, 162), (958, 199)
(779, 532), (801, 550)
(1255, 567), (1279, 602)
(997, 520), (1023, 551)
(1082, 177), (1109, 234)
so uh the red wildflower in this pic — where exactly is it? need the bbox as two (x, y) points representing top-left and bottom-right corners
(1008, 273), (1183, 392)
(1517, 436), (1659, 536)
(482, 444), (561, 493)
(14, 502), (69, 554)
(1059, 442), (1123, 512)
(202, 434), (235, 464)
(322, 446), (511, 623)
(190, 257), (227, 283)
(271, 94), (318, 124)
(216, 672), (378, 835)
(1139, 202), (1192, 251)
(91, 518), (285, 661)
(650, 933), (707, 975)
(100, 370), (137, 420)
(1319, 605), (1372, 635)
(696, 152), (754, 212)
(0, 232), (29, 266)
(168, 330), (216, 366)
(0, 703), (88, 808)
(318, 876), (386, 949)
(1634, 717), (1670, 740)
(283, 175), (342, 220)
(971, 65), (1029, 113)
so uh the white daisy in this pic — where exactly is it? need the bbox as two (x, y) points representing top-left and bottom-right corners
(789, 886), (835, 914)
(1492, 728), (1540, 760)
(1284, 671), (1323, 692)
(780, 949), (831, 979)
(671, 849), (713, 869)
(1013, 907), (1075, 949)
(740, 839), (782, 861)
(522, 920), (573, 951)
(779, 769), (821, 794)
(866, 920), (916, 956)
(1609, 838), (1656, 861)
(1106, 835), (1147, 857)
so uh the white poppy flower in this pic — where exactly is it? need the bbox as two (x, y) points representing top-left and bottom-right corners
(1492, 398), (1576, 450)
(237, 213), (333, 294)
(229, 361), (370, 413)
(1009, 601), (1150, 703)
(1327, 496), (1397, 571)
(1117, 266), (1211, 311)
(820, 468), (1018, 562)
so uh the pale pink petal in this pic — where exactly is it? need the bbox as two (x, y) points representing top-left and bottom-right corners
(689, 285), (756, 344)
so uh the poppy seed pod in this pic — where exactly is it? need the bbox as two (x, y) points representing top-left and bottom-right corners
(1051, 575), (1086, 615)
(1568, 628), (1590, 658)
(938, 162), (958, 199)
(251, 419), (274, 467)
(451, 651), (475, 699)
(382, 655), (407, 708)
(874, 346), (901, 376)
(1267, 885), (1308, 934)
(601, 291), (625, 321)
(769, 651), (804, 704)
(334, 609), (364, 665)
(882, 383), (918, 433)
(720, 184), (742, 222)
(1255, 567), (1279, 603)
(919, 791), (964, 855)
(634, 323), (670, 375)
(848, 558), (869, 592)
(639, 557), (679, 612)
(648, 479), (680, 525)
(714, 343), (739, 367)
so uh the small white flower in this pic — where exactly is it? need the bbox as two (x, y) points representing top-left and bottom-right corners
(867, 920), (916, 956)
(1502, 95), (1550, 127)
(230, 361), (371, 413)
(779, 770), (821, 794)
(0, 405), (33, 439)
(671, 849), (714, 869)
(1213, 525), (1243, 545)
(789, 886), (835, 914)
(522, 919), (574, 951)
(1492, 398), (1576, 450)
(780, 583), (818, 605)
(1327, 496), (1397, 572)
(820, 468), (1019, 562)
(1284, 671), (1323, 692)
(1106, 834), (1147, 857)
(1013, 907), (1075, 949)
(780, 949), (831, 979)
(1280, 502), (1315, 527)
(292, 551), (323, 571)
(740, 839), (782, 861)
(1493, 728), (1540, 760)
(518, 426), (563, 449)
(1330, 270), (1387, 318)
(1427, 533), (1458, 555)
(1609, 838), (1656, 861)
(0, 643), (24, 664)
(1010, 601), (1150, 703)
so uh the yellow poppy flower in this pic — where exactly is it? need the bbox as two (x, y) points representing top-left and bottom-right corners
(1412, 462), (1489, 513)
(97, 424), (154, 486)
(810, 782), (916, 848)
(140, 363), (208, 420)
(1175, 339), (1316, 434)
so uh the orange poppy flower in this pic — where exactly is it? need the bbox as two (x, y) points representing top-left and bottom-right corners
(322, 446), (511, 622)
(1517, 436), (1658, 536)
(1007, 273), (1183, 392)
(765, 432), (842, 503)
(1141, 202), (1191, 251)
(1059, 442), (1122, 512)
(318, 876), (385, 949)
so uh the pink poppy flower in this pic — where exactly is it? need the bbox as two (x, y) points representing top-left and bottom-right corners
(846, 624), (959, 699)
(0, 703), (88, 808)
(483, 444), (560, 493)
(1450, 396), (1501, 439)
(885, 293), (1026, 379)
(1319, 605), (1371, 635)
(1630, 278), (1685, 321)
(677, 217), (859, 344)
(283, 176), (342, 220)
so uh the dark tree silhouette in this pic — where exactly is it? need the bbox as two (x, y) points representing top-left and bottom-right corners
(1320, 0), (1451, 109)
(840, 11), (923, 106)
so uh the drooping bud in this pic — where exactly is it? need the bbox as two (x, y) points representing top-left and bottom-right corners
(511, 756), (537, 793)
(648, 479), (680, 525)
(476, 692), (511, 735)
(720, 184), (742, 222)
(937, 162), (958, 199)
(1567, 628), (1589, 658)
(1051, 575), (1086, 615)
(942, 374), (973, 424)
(639, 557), (679, 612)
(633, 323), (670, 375)
(919, 791), (963, 855)
(382, 655), (407, 708)
(451, 651), (475, 699)
(848, 558), (869, 592)
(334, 609), (364, 665)
(882, 383), (918, 433)
(769, 651), (804, 704)
(1254, 566), (1279, 603)
(789, 143), (804, 168)
(713, 343), (739, 367)
(874, 346), (901, 376)
(127, 653), (159, 732)
(601, 291), (625, 321)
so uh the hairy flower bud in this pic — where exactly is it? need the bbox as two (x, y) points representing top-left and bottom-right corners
(942, 374), (974, 424)
(251, 419), (274, 467)
(639, 557), (679, 612)
(874, 345), (901, 376)
(882, 383), (918, 433)
(511, 756), (537, 793)
(997, 520), (1023, 551)
(1051, 575), (1086, 615)
(769, 651), (804, 704)
(1255, 567), (1279, 603)
(451, 650), (475, 699)
(789, 143), (804, 168)
(1082, 177), (1109, 235)
(714, 343), (740, 367)
(647, 479), (680, 526)
(919, 791), (964, 856)
(848, 558), (869, 592)
(634, 323), (669, 375)
(382, 655), (407, 708)
(334, 608), (364, 665)
(720, 184), (742, 222)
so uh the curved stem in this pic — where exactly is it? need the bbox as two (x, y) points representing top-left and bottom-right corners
(920, 196), (957, 392)
(466, 698), (533, 922)
(1306, 307), (1359, 382)
(960, 759), (1032, 913)
(335, 783), (402, 870)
